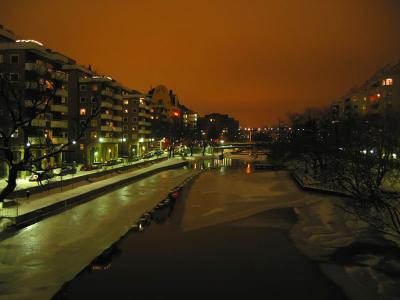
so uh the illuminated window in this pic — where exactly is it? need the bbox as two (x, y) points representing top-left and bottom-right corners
(382, 78), (393, 86)
(10, 54), (19, 64)
(105, 110), (110, 115)
(80, 108), (86, 115)
(123, 100), (129, 105)
(92, 84), (98, 91)
(90, 132), (97, 139)
(124, 109), (128, 113)
(79, 144), (84, 150)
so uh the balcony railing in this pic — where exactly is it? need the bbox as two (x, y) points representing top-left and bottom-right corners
(50, 71), (68, 82)
(25, 63), (47, 75)
(99, 137), (119, 143)
(55, 89), (68, 98)
(100, 101), (113, 108)
(25, 100), (46, 109)
(28, 136), (47, 145)
(113, 94), (123, 100)
(112, 105), (122, 111)
(138, 129), (151, 135)
(100, 126), (113, 132)
(50, 104), (68, 113)
(101, 90), (113, 97)
(51, 137), (68, 144)
(112, 115), (122, 121)
(31, 119), (47, 127)
(112, 127), (122, 132)
(138, 121), (151, 126)
(100, 114), (113, 120)
(50, 120), (68, 128)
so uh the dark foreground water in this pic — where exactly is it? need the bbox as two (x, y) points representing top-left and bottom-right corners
(54, 159), (346, 300)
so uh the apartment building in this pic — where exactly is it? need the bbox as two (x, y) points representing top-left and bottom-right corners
(332, 62), (400, 118)
(0, 26), (72, 172)
(121, 90), (140, 158)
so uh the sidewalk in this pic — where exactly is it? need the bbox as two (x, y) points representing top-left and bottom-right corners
(0, 158), (188, 229)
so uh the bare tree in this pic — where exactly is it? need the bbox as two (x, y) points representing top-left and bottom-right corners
(0, 76), (97, 202)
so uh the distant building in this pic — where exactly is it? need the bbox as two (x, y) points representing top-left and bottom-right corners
(198, 113), (239, 142)
(332, 62), (400, 118)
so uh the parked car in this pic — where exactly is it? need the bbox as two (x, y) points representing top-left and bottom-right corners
(154, 150), (164, 156)
(29, 170), (54, 182)
(80, 164), (101, 171)
(143, 152), (154, 159)
(130, 155), (141, 162)
(58, 166), (77, 176)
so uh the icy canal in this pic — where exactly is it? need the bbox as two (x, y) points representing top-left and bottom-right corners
(53, 159), (346, 300)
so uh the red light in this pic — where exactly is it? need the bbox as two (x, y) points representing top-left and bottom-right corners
(171, 191), (179, 198)
(172, 111), (180, 117)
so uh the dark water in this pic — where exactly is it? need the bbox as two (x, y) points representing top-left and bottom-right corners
(54, 159), (346, 300)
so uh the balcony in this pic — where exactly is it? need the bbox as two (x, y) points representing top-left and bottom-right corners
(55, 89), (68, 98)
(99, 137), (119, 143)
(25, 81), (40, 90)
(112, 105), (122, 111)
(113, 93), (123, 100)
(25, 100), (46, 109)
(50, 71), (68, 82)
(25, 63), (47, 75)
(100, 114), (113, 120)
(112, 115), (122, 121)
(100, 101), (113, 108)
(50, 104), (68, 113)
(138, 112), (151, 118)
(50, 120), (68, 128)
(51, 137), (68, 144)
(100, 126), (113, 132)
(138, 121), (151, 126)
(101, 90), (113, 97)
(138, 129), (151, 135)
(112, 127), (122, 132)
(28, 136), (47, 145)
(31, 119), (47, 127)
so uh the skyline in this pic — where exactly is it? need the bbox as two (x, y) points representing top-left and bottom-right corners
(1, 0), (400, 126)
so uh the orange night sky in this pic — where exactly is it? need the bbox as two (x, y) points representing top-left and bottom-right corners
(1, 0), (400, 126)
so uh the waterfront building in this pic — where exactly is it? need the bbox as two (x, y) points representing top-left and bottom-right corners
(332, 62), (400, 118)
(0, 26), (72, 173)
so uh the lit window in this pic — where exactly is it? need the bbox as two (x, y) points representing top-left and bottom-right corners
(80, 108), (86, 115)
(90, 132), (97, 139)
(382, 78), (393, 86)
(124, 109), (128, 113)
(10, 54), (19, 64)
(92, 84), (98, 91)
(79, 144), (84, 150)
(123, 100), (129, 105)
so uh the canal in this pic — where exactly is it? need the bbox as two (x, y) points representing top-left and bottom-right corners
(54, 158), (346, 299)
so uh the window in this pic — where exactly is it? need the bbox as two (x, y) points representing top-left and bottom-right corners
(123, 134), (128, 138)
(80, 85), (88, 91)
(79, 144), (84, 150)
(123, 99), (129, 105)
(91, 119), (97, 127)
(90, 132), (97, 139)
(10, 54), (19, 64)
(123, 125), (128, 130)
(9, 73), (19, 82)
(123, 117), (128, 122)
(382, 78), (393, 86)
(91, 108), (96, 115)
(80, 97), (86, 103)
(91, 96), (97, 103)
(92, 84), (98, 91)
(80, 108), (86, 115)
(61, 97), (67, 104)
(0, 54), (3, 64)
(133, 109), (137, 113)
(124, 109), (128, 113)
